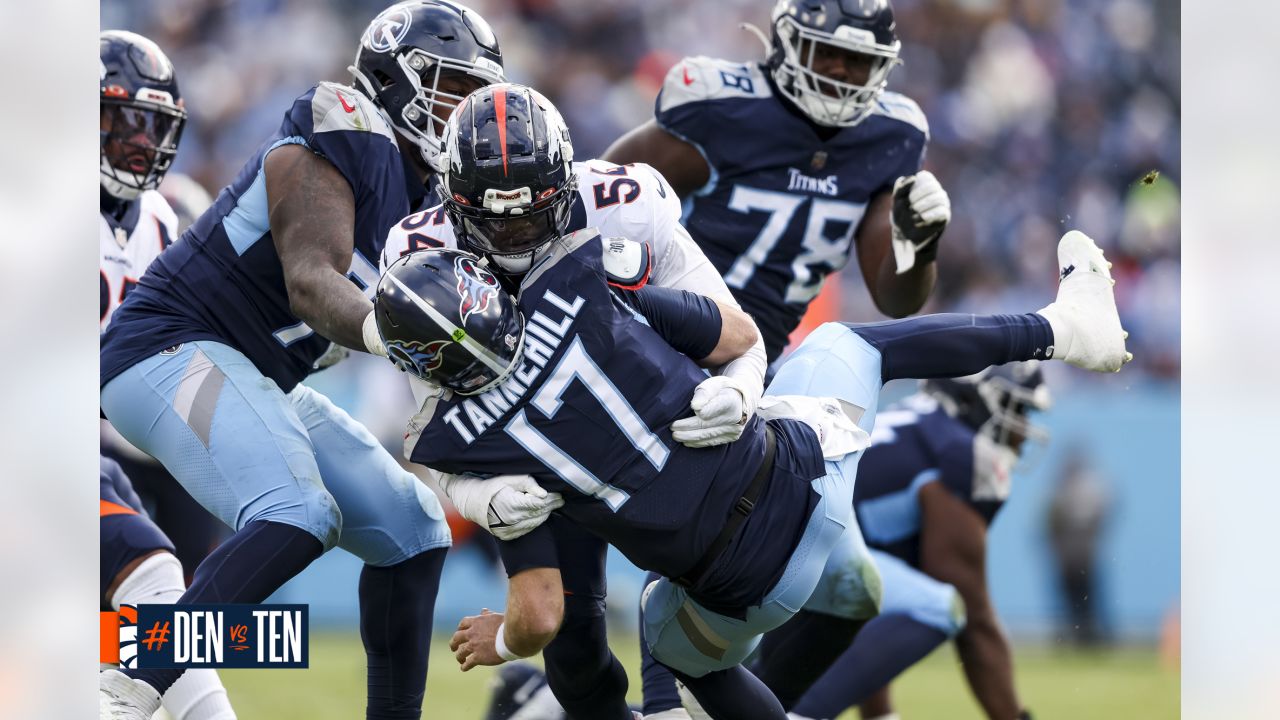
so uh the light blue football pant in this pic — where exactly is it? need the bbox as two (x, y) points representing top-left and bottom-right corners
(100, 340), (450, 566)
(643, 323), (885, 677)
(869, 548), (967, 636)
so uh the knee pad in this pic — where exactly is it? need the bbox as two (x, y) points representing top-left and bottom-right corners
(110, 552), (185, 610)
(247, 482), (342, 553)
(102, 514), (175, 604)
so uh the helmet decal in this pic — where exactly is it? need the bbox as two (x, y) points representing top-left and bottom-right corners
(454, 254), (500, 325)
(386, 338), (452, 377)
(366, 7), (413, 52)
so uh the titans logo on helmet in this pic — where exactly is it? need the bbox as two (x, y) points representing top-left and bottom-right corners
(454, 254), (499, 325)
(386, 338), (452, 379)
(366, 7), (413, 52)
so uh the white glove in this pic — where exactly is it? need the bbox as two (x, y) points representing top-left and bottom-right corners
(363, 310), (388, 358)
(670, 375), (756, 448)
(436, 473), (563, 541)
(890, 170), (951, 274)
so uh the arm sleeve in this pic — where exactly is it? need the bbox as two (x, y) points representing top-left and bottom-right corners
(496, 523), (560, 578)
(614, 285), (723, 360)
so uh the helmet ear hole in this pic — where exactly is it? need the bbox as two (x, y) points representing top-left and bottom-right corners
(373, 69), (396, 90)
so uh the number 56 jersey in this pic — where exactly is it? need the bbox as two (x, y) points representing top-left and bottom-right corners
(658, 56), (930, 361)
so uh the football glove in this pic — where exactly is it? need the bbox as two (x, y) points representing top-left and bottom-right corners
(890, 170), (950, 274)
(670, 375), (756, 448)
(436, 473), (564, 542)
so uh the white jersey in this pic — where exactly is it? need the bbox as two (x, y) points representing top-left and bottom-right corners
(100, 189), (179, 332)
(380, 160), (733, 301)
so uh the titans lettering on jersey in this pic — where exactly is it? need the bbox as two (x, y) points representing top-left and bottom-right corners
(853, 394), (1014, 568)
(405, 232), (814, 594)
(658, 56), (929, 360)
(101, 82), (426, 391)
(100, 190), (177, 332)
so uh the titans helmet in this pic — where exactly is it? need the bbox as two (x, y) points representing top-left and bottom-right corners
(765, 0), (901, 127)
(922, 361), (1052, 453)
(373, 248), (525, 395)
(100, 31), (186, 201)
(351, 0), (505, 172)
(440, 83), (577, 276)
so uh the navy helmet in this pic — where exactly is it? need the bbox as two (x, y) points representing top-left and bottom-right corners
(764, 0), (901, 127)
(922, 361), (1052, 453)
(373, 248), (525, 395)
(351, 0), (505, 172)
(100, 30), (186, 200)
(440, 83), (576, 276)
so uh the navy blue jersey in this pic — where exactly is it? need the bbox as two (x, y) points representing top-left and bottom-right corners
(853, 394), (1015, 567)
(407, 232), (822, 605)
(101, 82), (427, 392)
(657, 57), (929, 361)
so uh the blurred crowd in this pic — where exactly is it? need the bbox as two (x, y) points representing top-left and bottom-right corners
(103, 0), (1180, 382)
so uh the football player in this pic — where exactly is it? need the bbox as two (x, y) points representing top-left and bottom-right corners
(375, 91), (1130, 720)
(766, 364), (1049, 720)
(98, 30), (236, 720)
(97, 3), (513, 718)
(602, 0), (950, 367)
(379, 83), (768, 720)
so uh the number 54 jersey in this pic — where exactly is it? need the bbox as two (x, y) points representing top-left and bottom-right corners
(658, 56), (930, 361)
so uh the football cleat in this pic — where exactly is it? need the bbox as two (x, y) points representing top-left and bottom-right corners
(1037, 231), (1132, 373)
(99, 669), (161, 720)
(484, 661), (565, 720)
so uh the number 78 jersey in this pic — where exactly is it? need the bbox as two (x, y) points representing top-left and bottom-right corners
(658, 56), (930, 361)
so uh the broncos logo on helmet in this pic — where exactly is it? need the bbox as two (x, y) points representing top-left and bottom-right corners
(454, 254), (499, 325)
(385, 338), (452, 379)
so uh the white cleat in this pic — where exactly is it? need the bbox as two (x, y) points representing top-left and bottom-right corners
(100, 669), (162, 720)
(1037, 230), (1132, 372)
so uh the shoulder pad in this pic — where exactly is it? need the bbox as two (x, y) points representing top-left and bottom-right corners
(310, 82), (396, 142)
(602, 237), (652, 290)
(659, 56), (771, 114)
(873, 91), (929, 137)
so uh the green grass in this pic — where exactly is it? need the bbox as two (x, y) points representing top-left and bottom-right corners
(219, 631), (1179, 718)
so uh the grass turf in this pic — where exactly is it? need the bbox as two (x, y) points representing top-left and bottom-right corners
(218, 631), (1179, 718)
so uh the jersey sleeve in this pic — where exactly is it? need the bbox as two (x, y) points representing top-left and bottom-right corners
(380, 206), (455, 271)
(655, 56), (770, 157)
(496, 523), (560, 578)
(613, 285), (722, 360)
(872, 92), (931, 195)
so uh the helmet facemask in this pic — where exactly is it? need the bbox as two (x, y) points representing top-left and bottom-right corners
(975, 374), (1052, 471)
(771, 15), (900, 127)
(99, 95), (185, 200)
(448, 177), (578, 276)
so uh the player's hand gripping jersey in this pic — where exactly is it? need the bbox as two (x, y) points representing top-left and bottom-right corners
(101, 82), (428, 391)
(404, 232), (823, 607)
(382, 159), (716, 293)
(855, 393), (1016, 567)
(658, 56), (929, 359)
(100, 190), (178, 332)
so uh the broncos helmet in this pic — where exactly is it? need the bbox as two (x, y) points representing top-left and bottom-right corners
(373, 248), (525, 395)
(100, 31), (186, 201)
(922, 361), (1052, 454)
(440, 83), (577, 276)
(764, 0), (901, 127)
(351, 0), (504, 173)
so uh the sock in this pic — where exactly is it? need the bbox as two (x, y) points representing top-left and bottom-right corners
(639, 572), (682, 716)
(126, 520), (323, 695)
(543, 595), (631, 720)
(673, 665), (787, 720)
(111, 552), (236, 720)
(847, 313), (1053, 381)
(359, 547), (448, 720)
(789, 614), (947, 720)
(749, 611), (863, 709)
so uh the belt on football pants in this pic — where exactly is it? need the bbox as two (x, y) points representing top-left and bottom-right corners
(673, 425), (777, 589)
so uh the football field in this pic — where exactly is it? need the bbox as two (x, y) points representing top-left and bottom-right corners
(220, 631), (1180, 718)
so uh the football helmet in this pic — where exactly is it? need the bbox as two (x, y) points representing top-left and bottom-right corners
(764, 0), (901, 127)
(922, 361), (1052, 454)
(373, 248), (525, 395)
(100, 31), (186, 201)
(350, 0), (505, 172)
(440, 83), (577, 276)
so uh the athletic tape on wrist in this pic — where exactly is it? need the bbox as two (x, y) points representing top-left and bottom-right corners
(493, 621), (523, 662)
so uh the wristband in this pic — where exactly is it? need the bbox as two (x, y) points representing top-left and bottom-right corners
(362, 310), (388, 358)
(493, 621), (523, 662)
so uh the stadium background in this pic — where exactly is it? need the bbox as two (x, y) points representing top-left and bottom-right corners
(100, 0), (1180, 716)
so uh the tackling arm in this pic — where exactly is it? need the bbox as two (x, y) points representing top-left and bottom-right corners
(918, 482), (1024, 720)
(265, 144), (373, 352)
(856, 190), (937, 318)
(601, 120), (710, 199)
